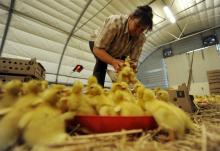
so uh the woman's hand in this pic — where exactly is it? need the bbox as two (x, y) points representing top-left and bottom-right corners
(111, 59), (124, 72)
(130, 61), (138, 72)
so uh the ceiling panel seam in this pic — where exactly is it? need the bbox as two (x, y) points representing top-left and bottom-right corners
(23, 1), (75, 26)
(147, 4), (220, 38)
(0, 24), (95, 60)
(74, 0), (113, 33)
(36, 0), (103, 30)
(54, 0), (103, 28)
(56, 0), (93, 83)
(19, 2), (97, 40)
(1, 38), (96, 66)
(0, 4), (88, 42)
(153, 0), (205, 27)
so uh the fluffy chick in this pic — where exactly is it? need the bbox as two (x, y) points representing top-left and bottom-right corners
(155, 89), (170, 102)
(142, 89), (185, 140)
(0, 80), (43, 150)
(135, 85), (146, 109)
(58, 81), (96, 115)
(103, 88), (110, 97)
(99, 105), (118, 116)
(112, 91), (144, 116)
(133, 83), (145, 97)
(22, 80), (44, 95)
(40, 80), (48, 91)
(41, 84), (64, 103)
(86, 83), (112, 112)
(117, 66), (136, 83)
(18, 105), (74, 147)
(110, 82), (135, 103)
(58, 81), (82, 110)
(0, 80), (22, 109)
(155, 90), (196, 131)
(87, 76), (98, 86)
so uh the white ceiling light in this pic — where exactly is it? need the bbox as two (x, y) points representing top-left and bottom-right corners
(163, 6), (176, 23)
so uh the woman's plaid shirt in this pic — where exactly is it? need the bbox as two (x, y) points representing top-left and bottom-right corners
(93, 15), (146, 62)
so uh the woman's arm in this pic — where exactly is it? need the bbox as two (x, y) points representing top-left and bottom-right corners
(93, 47), (124, 71)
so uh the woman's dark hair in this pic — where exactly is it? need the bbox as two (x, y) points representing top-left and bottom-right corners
(131, 5), (153, 31)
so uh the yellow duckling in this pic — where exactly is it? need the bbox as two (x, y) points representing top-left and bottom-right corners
(99, 106), (118, 116)
(18, 105), (74, 147)
(133, 82), (145, 97)
(58, 81), (83, 111)
(40, 84), (65, 107)
(135, 85), (151, 115)
(0, 80), (43, 150)
(18, 83), (75, 147)
(110, 82), (135, 103)
(103, 88), (110, 97)
(117, 66), (136, 83)
(142, 89), (185, 140)
(86, 83), (112, 112)
(112, 91), (144, 116)
(87, 75), (98, 86)
(154, 89), (196, 132)
(0, 80), (22, 109)
(98, 88), (114, 115)
(155, 89), (170, 102)
(40, 80), (48, 91)
(58, 81), (96, 115)
(155, 90), (196, 131)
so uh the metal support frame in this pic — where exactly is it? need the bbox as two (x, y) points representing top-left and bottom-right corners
(74, 0), (113, 33)
(145, 0), (207, 43)
(156, 24), (220, 49)
(153, 0), (206, 27)
(0, 3), (88, 42)
(147, 4), (220, 38)
(171, 0), (175, 8)
(164, 21), (188, 40)
(0, 0), (16, 56)
(164, 31), (178, 39)
(0, 0), (114, 82)
(148, 0), (156, 6)
(176, 23), (183, 34)
(142, 25), (220, 62)
(178, 20), (189, 39)
(55, 0), (93, 82)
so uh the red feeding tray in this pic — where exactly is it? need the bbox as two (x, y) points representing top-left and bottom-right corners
(75, 115), (157, 133)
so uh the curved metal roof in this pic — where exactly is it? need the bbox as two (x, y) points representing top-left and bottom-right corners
(0, 0), (219, 86)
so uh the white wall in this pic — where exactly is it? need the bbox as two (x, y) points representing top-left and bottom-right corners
(165, 45), (220, 95)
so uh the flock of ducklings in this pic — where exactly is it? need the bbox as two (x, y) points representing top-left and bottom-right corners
(193, 95), (220, 107)
(0, 57), (197, 150)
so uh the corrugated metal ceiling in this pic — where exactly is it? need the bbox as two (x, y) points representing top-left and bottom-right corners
(0, 0), (219, 86)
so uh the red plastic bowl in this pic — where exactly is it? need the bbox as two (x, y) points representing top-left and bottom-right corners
(74, 115), (157, 133)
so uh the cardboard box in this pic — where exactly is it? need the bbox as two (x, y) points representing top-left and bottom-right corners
(207, 70), (220, 82)
(0, 75), (33, 82)
(209, 83), (220, 89)
(168, 83), (197, 113)
(207, 70), (220, 94)
(207, 69), (220, 75)
(0, 57), (45, 79)
(210, 89), (220, 95)
(208, 78), (220, 83)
